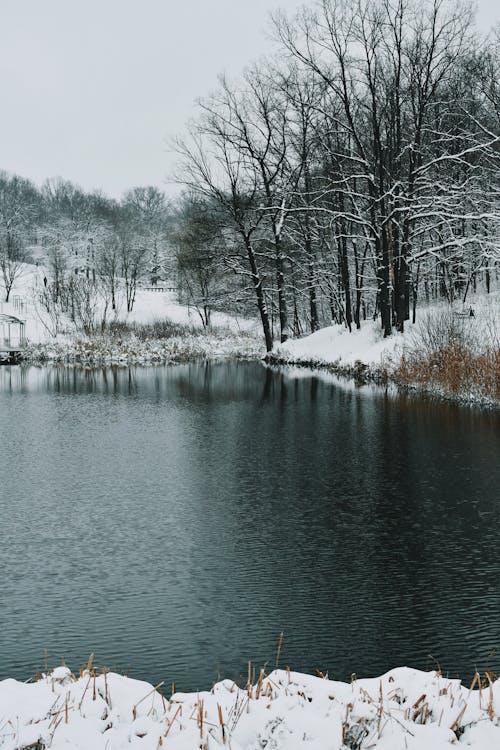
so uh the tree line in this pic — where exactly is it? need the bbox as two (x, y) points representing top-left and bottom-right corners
(0, 173), (172, 332)
(175, 0), (500, 349)
(1, 0), (498, 348)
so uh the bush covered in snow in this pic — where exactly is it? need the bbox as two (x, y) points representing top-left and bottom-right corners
(23, 320), (264, 366)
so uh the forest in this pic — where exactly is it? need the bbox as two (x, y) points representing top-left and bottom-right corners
(1, 0), (499, 351)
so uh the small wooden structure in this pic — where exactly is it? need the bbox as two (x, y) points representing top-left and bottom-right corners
(0, 313), (26, 363)
(141, 285), (177, 293)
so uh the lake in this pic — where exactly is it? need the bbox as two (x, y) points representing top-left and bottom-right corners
(0, 361), (499, 690)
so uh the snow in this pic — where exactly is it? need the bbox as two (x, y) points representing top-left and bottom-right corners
(0, 264), (263, 363)
(0, 266), (53, 344)
(0, 666), (498, 749)
(128, 288), (259, 336)
(272, 291), (500, 371)
(0, 263), (262, 350)
(274, 320), (404, 368)
(24, 332), (263, 366)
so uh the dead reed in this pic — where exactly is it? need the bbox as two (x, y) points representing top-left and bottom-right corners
(395, 344), (500, 398)
(17, 650), (499, 750)
(393, 310), (500, 400)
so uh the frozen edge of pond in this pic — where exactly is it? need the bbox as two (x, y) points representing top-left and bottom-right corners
(1, 665), (499, 749)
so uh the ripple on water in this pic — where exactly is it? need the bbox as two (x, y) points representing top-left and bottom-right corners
(0, 362), (499, 688)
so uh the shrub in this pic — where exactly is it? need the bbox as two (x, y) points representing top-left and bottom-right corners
(394, 310), (500, 399)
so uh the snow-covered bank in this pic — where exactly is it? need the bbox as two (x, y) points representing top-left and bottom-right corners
(271, 293), (499, 370)
(0, 264), (261, 347)
(1, 264), (265, 365)
(3, 264), (499, 406)
(266, 321), (396, 392)
(272, 319), (403, 370)
(1, 665), (499, 750)
(268, 294), (500, 407)
(23, 330), (263, 366)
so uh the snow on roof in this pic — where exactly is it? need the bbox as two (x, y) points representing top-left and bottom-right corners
(0, 313), (25, 324)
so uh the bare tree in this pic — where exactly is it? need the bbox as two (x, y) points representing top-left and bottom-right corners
(0, 172), (36, 301)
(173, 193), (229, 328)
(274, 0), (494, 334)
(174, 91), (274, 351)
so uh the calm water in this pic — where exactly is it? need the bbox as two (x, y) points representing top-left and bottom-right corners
(0, 362), (499, 689)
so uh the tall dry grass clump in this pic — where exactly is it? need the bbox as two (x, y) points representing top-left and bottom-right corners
(394, 310), (500, 401)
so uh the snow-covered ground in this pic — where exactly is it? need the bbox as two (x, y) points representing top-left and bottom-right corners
(272, 292), (499, 370)
(274, 320), (404, 368)
(1, 665), (498, 749)
(0, 264), (261, 347)
(127, 288), (260, 336)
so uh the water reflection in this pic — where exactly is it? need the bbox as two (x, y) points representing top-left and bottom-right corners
(0, 362), (499, 689)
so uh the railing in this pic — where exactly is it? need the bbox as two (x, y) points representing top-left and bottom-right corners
(141, 285), (177, 293)
(0, 297), (30, 316)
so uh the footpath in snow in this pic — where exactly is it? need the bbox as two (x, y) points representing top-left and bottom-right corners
(0, 665), (499, 749)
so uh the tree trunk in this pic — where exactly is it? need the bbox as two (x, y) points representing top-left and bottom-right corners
(378, 229), (392, 337)
(338, 233), (352, 332)
(245, 236), (273, 352)
(275, 236), (288, 343)
(306, 228), (319, 332)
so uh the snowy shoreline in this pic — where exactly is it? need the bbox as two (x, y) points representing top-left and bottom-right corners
(18, 324), (264, 367)
(3, 266), (498, 408)
(265, 354), (500, 410)
(1, 664), (499, 749)
(12, 339), (500, 410)
(264, 304), (500, 410)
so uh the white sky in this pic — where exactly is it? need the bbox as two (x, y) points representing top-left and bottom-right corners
(0, 0), (498, 199)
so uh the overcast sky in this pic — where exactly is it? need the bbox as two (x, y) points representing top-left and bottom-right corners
(0, 0), (498, 199)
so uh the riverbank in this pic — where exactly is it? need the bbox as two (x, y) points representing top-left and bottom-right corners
(265, 353), (500, 410)
(1, 664), (498, 749)
(18, 328), (500, 410)
(7, 269), (499, 407)
(21, 324), (264, 366)
(266, 300), (500, 409)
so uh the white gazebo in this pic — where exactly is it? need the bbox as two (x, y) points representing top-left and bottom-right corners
(0, 313), (26, 361)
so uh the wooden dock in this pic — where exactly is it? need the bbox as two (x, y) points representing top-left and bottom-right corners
(0, 347), (25, 364)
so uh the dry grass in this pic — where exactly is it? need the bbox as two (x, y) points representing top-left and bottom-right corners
(107, 319), (200, 341)
(393, 311), (500, 400)
(16, 652), (499, 750)
(23, 316), (263, 365)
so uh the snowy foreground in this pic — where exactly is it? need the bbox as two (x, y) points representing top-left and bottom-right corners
(1, 666), (499, 750)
